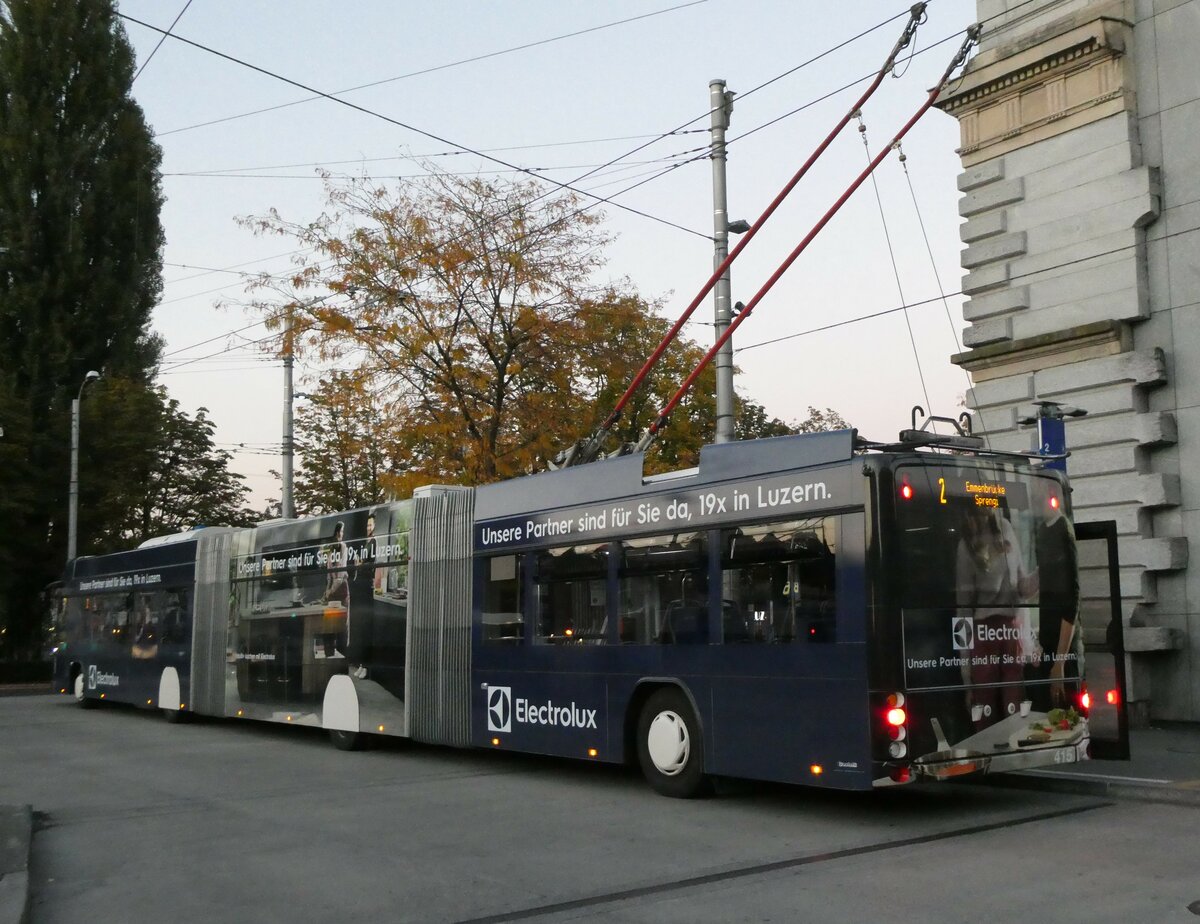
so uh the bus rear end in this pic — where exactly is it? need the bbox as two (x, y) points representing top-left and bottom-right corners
(871, 456), (1089, 786)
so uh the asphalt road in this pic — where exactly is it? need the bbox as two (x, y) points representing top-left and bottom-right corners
(2, 695), (1197, 923)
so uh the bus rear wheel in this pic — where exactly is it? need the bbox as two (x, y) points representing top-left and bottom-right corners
(636, 688), (710, 798)
(329, 728), (365, 751)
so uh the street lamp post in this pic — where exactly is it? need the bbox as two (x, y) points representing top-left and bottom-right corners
(67, 370), (101, 563)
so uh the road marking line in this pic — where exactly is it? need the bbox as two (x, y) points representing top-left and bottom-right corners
(1038, 770), (1170, 785)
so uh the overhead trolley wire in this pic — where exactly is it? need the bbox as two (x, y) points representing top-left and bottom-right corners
(152, 0), (711, 138)
(554, 3), (934, 467)
(893, 140), (993, 445)
(131, 0), (194, 83)
(162, 149), (708, 182)
(725, 0), (1044, 149)
(854, 111), (932, 415)
(158, 132), (710, 178)
(634, 24), (981, 452)
(149, 4), (945, 380)
(732, 224), (1200, 355)
(119, 11), (710, 240)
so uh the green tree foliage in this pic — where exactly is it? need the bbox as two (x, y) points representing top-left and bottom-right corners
(293, 370), (401, 515)
(77, 380), (257, 549)
(0, 0), (165, 656)
(795, 405), (851, 433)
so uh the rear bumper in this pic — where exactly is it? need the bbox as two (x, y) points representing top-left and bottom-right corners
(875, 737), (1090, 786)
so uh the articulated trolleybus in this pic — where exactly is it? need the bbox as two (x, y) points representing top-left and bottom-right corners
(54, 424), (1092, 796)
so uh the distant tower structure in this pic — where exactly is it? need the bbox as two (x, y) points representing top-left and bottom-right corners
(936, 0), (1199, 723)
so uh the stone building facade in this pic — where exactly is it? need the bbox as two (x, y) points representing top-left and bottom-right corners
(936, 0), (1199, 722)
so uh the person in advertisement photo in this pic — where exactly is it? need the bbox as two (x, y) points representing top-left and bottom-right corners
(956, 503), (1037, 731)
(320, 521), (350, 610)
(1032, 479), (1082, 709)
(347, 509), (379, 680)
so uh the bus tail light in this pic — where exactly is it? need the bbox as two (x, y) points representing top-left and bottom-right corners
(1078, 690), (1091, 713)
(881, 692), (910, 762)
(1106, 689), (1119, 706)
(899, 483), (914, 501)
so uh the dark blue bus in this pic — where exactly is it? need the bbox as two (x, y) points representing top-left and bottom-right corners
(54, 430), (1101, 796)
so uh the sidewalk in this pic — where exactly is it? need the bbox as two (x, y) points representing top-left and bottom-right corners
(992, 722), (1200, 806)
(0, 805), (30, 924)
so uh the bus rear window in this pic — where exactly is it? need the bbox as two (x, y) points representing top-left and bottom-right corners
(893, 464), (1073, 614)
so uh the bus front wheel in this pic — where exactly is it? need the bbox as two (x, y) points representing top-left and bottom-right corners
(73, 672), (97, 709)
(636, 688), (710, 798)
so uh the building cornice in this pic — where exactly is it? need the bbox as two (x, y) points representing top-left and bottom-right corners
(936, 14), (1134, 167)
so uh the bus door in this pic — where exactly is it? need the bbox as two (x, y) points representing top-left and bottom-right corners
(1074, 520), (1129, 760)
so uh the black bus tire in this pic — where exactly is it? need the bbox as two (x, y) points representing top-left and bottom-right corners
(73, 672), (97, 709)
(636, 688), (711, 798)
(329, 728), (365, 751)
(162, 707), (189, 724)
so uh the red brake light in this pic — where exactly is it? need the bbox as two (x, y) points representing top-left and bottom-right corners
(1106, 689), (1119, 706)
(886, 707), (907, 727)
(1079, 691), (1091, 711)
(1050, 496), (1060, 510)
(900, 483), (914, 500)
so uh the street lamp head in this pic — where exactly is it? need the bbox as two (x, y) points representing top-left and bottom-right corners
(84, 370), (100, 383)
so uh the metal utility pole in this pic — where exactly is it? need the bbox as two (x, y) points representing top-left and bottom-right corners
(281, 304), (295, 519)
(67, 370), (101, 562)
(710, 79), (737, 443)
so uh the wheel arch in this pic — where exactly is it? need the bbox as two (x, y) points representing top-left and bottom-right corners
(622, 677), (703, 767)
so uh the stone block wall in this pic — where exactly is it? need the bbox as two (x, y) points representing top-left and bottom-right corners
(938, 0), (1200, 721)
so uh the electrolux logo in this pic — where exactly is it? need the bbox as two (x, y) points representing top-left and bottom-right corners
(86, 665), (120, 689)
(483, 684), (598, 733)
(486, 685), (511, 733)
(952, 616), (975, 651)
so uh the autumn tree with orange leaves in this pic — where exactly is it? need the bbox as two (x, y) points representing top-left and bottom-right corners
(240, 171), (804, 500)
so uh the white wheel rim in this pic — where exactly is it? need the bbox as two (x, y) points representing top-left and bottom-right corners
(73, 673), (84, 702)
(646, 709), (690, 776)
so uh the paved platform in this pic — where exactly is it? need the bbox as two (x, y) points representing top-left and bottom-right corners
(994, 722), (1200, 806)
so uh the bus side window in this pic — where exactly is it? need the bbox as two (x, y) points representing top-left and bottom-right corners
(618, 533), (707, 645)
(720, 518), (838, 644)
(482, 555), (524, 644)
(98, 593), (133, 646)
(535, 544), (608, 644)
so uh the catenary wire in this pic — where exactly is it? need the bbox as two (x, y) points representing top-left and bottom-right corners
(894, 140), (993, 445)
(152, 1), (710, 138)
(130, 0), (194, 83)
(855, 112), (932, 414)
(152, 5), (961, 369)
(734, 224), (1199, 355)
(119, 11), (711, 240)
(144, 0), (932, 310)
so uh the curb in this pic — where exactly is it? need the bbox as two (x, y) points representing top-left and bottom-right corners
(0, 805), (31, 924)
(980, 772), (1200, 807)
